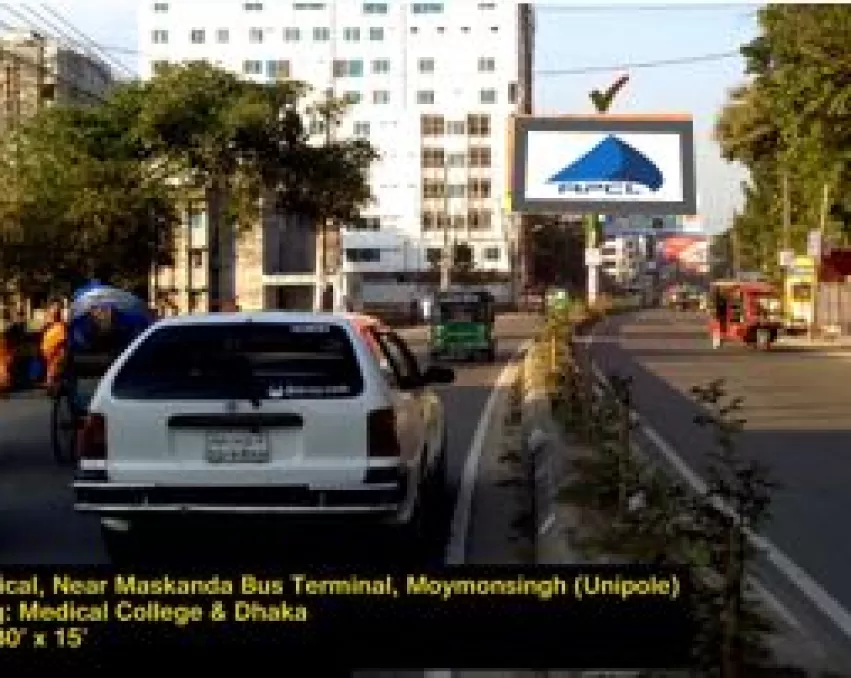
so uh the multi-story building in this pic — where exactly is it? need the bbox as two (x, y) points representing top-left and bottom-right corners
(0, 30), (113, 130)
(138, 0), (534, 311)
(0, 30), (113, 323)
(600, 235), (645, 286)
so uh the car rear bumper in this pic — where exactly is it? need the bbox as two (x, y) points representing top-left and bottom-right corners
(73, 475), (406, 519)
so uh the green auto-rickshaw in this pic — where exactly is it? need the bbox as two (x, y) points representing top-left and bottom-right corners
(427, 290), (496, 362)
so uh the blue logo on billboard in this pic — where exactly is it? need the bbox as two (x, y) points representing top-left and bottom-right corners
(547, 135), (664, 196)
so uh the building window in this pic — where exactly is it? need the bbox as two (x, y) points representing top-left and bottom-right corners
(478, 2), (496, 8)
(313, 27), (330, 41)
(421, 148), (444, 168)
(508, 82), (518, 104)
(190, 29), (205, 43)
(249, 27), (264, 43)
(417, 90), (435, 105)
(188, 209), (207, 228)
(418, 58), (434, 73)
(468, 209), (492, 230)
(360, 216), (381, 230)
(343, 27), (360, 41)
(447, 152), (465, 167)
(461, 26), (470, 33)
(422, 212), (436, 231)
(151, 29), (168, 44)
(294, 3), (326, 8)
(267, 60), (290, 78)
(468, 147), (491, 168)
(447, 184), (465, 199)
(490, 26), (499, 32)
(243, 60), (262, 75)
(189, 249), (205, 268)
(477, 57), (495, 72)
(283, 27), (300, 41)
(412, 3), (443, 13)
(479, 89), (497, 104)
(372, 59), (390, 74)
(152, 60), (169, 74)
(422, 179), (445, 199)
(369, 27), (384, 41)
(353, 121), (370, 137)
(410, 27), (419, 35)
(345, 248), (381, 263)
(437, 26), (445, 33)
(420, 114), (444, 136)
(363, 2), (388, 13)
(244, 1), (262, 9)
(467, 114), (490, 136)
(468, 178), (491, 199)
(216, 28), (229, 43)
(372, 90), (390, 104)
(483, 247), (500, 261)
(333, 59), (364, 77)
(344, 91), (362, 104)
(309, 119), (326, 135)
(153, 2), (168, 11)
(445, 121), (464, 135)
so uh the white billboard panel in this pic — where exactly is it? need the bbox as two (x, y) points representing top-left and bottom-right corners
(509, 115), (697, 216)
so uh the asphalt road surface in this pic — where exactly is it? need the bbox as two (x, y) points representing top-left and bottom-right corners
(584, 308), (851, 664)
(0, 313), (540, 568)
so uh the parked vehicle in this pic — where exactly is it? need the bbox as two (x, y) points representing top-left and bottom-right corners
(72, 311), (454, 563)
(708, 280), (783, 350)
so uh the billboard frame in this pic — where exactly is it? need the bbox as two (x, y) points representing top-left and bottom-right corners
(509, 114), (697, 216)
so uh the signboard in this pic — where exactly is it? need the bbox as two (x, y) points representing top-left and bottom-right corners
(509, 115), (697, 216)
(585, 247), (603, 267)
(602, 214), (702, 238)
(807, 230), (822, 258)
(656, 235), (708, 274)
(778, 250), (795, 268)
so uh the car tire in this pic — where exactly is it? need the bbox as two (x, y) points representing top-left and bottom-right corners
(100, 524), (140, 565)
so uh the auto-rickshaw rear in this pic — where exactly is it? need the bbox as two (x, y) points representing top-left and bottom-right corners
(428, 290), (496, 362)
(708, 280), (783, 350)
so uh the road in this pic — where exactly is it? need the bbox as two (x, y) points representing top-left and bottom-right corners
(585, 308), (851, 663)
(0, 313), (540, 567)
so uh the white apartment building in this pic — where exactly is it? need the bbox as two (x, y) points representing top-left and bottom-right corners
(138, 0), (533, 310)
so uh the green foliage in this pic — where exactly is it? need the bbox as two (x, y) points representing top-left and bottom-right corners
(716, 5), (851, 262)
(0, 61), (377, 298)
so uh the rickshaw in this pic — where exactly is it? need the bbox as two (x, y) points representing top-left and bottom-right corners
(49, 282), (153, 464)
(708, 280), (783, 351)
(428, 290), (496, 362)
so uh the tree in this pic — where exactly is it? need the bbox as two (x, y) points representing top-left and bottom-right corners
(0, 61), (377, 305)
(715, 5), (851, 260)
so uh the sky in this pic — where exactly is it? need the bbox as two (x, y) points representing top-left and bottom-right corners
(16, 1), (759, 234)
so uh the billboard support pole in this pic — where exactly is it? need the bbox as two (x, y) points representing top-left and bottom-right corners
(585, 214), (599, 307)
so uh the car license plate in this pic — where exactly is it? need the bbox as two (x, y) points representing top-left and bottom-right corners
(205, 431), (269, 464)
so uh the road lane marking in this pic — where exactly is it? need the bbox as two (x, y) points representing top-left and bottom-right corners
(445, 340), (533, 566)
(586, 317), (851, 644)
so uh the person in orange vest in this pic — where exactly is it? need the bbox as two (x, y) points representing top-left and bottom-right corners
(41, 302), (68, 393)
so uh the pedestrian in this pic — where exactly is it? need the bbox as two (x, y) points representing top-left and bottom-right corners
(41, 301), (67, 392)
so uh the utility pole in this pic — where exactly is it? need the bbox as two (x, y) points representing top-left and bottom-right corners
(439, 157), (451, 291)
(315, 104), (332, 311)
(782, 171), (791, 252)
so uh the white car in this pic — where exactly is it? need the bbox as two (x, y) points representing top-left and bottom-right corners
(72, 311), (454, 562)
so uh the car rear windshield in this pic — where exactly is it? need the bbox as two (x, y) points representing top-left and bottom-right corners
(111, 322), (364, 400)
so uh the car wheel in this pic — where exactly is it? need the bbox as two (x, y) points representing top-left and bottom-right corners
(100, 523), (140, 565)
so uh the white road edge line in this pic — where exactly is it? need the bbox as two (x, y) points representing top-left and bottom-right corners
(446, 339), (533, 566)
(432, 339), (532, 678)
(586, 316), (851, 643)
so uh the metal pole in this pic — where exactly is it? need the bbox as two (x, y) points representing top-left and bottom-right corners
(782, 171), (791, 251)
(315, 103), (332, 311)
(586, 213), (599, 307)
(812, 181), (831, 338)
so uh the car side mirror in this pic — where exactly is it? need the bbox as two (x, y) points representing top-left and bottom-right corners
(423, 365), (455, 385)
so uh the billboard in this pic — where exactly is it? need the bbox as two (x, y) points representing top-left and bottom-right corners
(602, 214), (705, 238)
(509, 115), (697, 216)
(656, 235), (709, 274)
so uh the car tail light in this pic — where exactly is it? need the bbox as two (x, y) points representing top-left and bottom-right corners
(76, 414), (107, 461)
(367, 408), (401, 458)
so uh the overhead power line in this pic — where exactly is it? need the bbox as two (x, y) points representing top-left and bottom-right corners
(37, 3), (135, 78)
(535, 50), (741, 76)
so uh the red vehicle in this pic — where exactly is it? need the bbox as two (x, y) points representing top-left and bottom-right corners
(709, 280), (784, 350)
